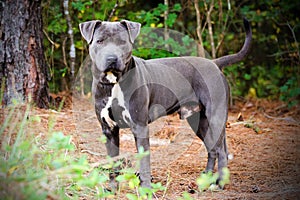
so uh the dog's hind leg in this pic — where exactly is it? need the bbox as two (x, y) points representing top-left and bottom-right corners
(187, 110), (217, 173)
(216, 131), (229, 188)
(187, 109), (229, 188)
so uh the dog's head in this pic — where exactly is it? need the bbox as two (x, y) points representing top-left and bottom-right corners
(79, 20), (141, 84)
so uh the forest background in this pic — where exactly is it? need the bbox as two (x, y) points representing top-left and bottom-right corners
(43, 0), (300, 107)
(0, 1), (299, 199)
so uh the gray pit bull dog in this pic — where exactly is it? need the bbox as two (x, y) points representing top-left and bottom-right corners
(79, 18), (251, 189)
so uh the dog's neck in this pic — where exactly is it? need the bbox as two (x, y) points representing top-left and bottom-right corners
(123, 56), (136, 76)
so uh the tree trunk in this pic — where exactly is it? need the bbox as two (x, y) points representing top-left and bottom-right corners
(0, 0), (50, 108)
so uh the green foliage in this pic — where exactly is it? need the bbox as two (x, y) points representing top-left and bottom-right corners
(197, 171), (218, 192)
(237, 0), (300, 105)
(0, 102), (165, 199)
(196, 168), (230, 192)
(71, 1), (93, 12)
(131, 3), (196, 59)
(115, 147), (165, 199)
(47, 13), (67, 34)
(218, 167), (230, 188)
(135, 3), (181, 27)
(224, 63), (300, 104)
(280, 77), (300, 107)
(47, 132), (74, 151)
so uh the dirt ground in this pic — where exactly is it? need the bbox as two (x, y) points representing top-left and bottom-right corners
(48, 94), (300, 199)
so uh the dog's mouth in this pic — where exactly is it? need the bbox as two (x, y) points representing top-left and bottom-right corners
(105, 71), (118, 83)
(99, 70), (121, 85)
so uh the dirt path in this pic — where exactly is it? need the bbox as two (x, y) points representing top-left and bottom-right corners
(57, 96), (300, 199)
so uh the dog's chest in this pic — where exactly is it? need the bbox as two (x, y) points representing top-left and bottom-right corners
(100, 83), (131, 128)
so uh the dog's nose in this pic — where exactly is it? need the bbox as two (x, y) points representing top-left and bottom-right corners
(106, 55), (118, 67)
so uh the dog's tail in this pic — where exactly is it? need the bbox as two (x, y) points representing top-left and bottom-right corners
(213, 18), (252, 70)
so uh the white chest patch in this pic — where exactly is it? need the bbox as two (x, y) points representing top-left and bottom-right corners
(106, 72), (117, 83)
(100, 83), (131, 128)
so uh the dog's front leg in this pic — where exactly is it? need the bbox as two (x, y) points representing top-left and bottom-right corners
(102, 126), (120, 157)
(102, 126), (120, 190)
(132, 124), (151, 188)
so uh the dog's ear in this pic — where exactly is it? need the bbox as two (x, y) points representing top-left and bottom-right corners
(79, 20), (102, 44)
(120, 20), (141, 43)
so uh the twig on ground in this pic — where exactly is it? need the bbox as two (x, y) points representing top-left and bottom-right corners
(274, 103), (288, 111)
(229, 121), (254, 126)
(90, 152), (135, 169)
(161, 171), (172, 200)
(81, 149), (105, 156)
(263, 113), (300, 125)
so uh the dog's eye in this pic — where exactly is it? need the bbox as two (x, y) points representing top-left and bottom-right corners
(96, 39), (104, 44)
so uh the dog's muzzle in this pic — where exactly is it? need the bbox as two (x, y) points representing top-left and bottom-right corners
(100, 55), (123, 84)
(105, 55), (118, 71)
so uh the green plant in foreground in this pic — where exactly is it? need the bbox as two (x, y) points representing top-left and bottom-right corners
(197, 168), (230, 192)
(0, 101), (166, 199)
(176, 168), (230, 200)
(115, 147), (166, 200)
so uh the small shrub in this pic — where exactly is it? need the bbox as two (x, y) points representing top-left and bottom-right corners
(280, 76), (300, 108)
